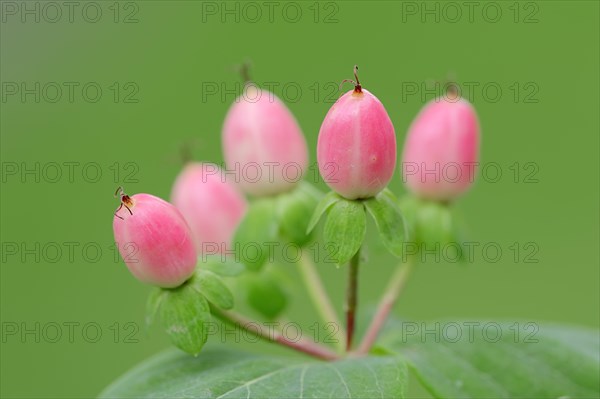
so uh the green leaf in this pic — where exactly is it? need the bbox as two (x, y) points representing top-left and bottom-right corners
(232, 198), (279, 271)
(99, 348), (408, 398)
(277, 182), (321, 247)
(323, 198), (366, 265)
(306, 190), (342, 234)
(200, 255), (245, 277)
(364, 189), (407, 257)
(192, 270), (234, 310)
(379, 321), (600, 399)
(159, 284), (212, 356)
(246, 270), (288, 320)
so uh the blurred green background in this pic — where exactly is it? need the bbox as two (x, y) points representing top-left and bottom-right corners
(1, 1), (598, 398)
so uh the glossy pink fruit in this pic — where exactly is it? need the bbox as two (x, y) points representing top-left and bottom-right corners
(171, 162), (247, 254)
(222, 84), (308, 197)
(317, 73), (396, 199)
(113, 192), (197, 288)
(402, 95), (480, 201)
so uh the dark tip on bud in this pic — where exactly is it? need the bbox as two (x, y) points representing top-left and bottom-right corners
(114, 186), (133, 219)
(338, 65), (363, 94)
(240, 61), (252, 85)
(354, 65), (362, 93)
(446, 82), (460, 100)
(353, 65), (362, 93)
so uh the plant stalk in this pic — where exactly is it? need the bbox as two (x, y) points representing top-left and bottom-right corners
(345, 247), (361, 351)
(356, 255), (415, 355)
(211, 307), (339, 361)
(298, 249), (345, 352)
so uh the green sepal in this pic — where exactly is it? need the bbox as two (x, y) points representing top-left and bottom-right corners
(364, 189), (407, 258)
(323, 198), (366, 265)
(276, 182), (322, 247)
(245, 268), (288, 320)
(399, 195), (466, 262)
(145, 288), (165, 329)
(232, 198), (279, 271)
(306, 191), (342, 234)
(192, 269), (234, 310)
(157, 281), (212, 356)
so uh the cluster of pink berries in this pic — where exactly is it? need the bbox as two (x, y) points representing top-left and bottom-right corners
(113, 66), (480, 289)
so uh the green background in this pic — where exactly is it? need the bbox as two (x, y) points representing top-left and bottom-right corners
(1, 1), (598, 398)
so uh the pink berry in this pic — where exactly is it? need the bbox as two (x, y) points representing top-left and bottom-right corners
(171, 162), (247, 254)
(222, 83), (308, 197)
(113, 189), (197, 288)
(317, 66), (396, 199)
(401, 90), (480, 201)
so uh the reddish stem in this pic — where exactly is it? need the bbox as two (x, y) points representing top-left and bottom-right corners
(356, 256), (414, 354)
(212, 307), (339, 361)
(345, 248), (360, 351)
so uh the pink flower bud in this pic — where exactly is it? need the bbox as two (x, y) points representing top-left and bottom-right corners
(317, 67), (396, 199)
(222, 84), (308, 197)
(113, 189), (197, 288)
(171, 162), (247, 253)
(401, 93), (480, 201)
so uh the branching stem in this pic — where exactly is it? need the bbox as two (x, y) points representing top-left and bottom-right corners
(356, 255), (415, 355)
(211, 307), (340, 361)
(298, 250), (345, 352)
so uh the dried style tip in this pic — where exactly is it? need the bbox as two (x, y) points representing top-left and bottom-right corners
(114, 186), (133, 220)
(446, 82), (460, 100)
(339, 65), (362, 93)
(240, 61), (252, 85)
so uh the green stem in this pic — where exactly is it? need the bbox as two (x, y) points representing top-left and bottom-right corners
(211, 306), (339, 361)
(356, 254), (415, 355)
(345, 247), (361, 351)
(298, 249), (346, 352)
